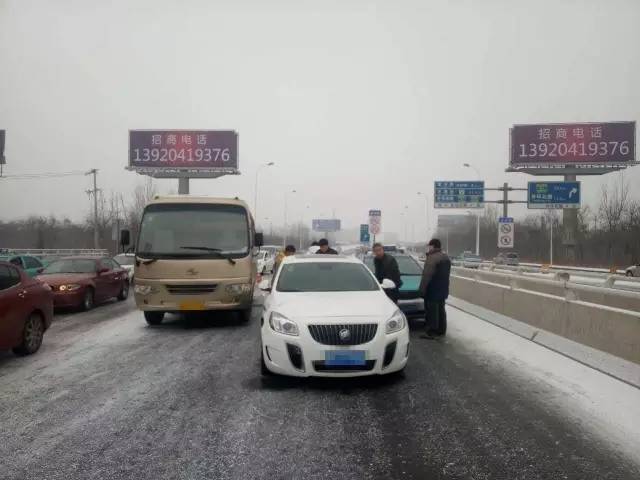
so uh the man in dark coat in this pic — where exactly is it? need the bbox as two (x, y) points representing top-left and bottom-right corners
(372, 243), (402, 304)
(316, 238), (338, 255)
(418, 238), (451, 339)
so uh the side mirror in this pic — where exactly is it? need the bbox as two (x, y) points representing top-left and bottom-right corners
(381, 279), (397, 290)
(120, 229), (131, 249)
(254, 232), (264, 248)
(258, 279), (271, 292)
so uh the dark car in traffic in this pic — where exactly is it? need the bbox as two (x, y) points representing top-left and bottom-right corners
(36, 257), (129, 311)
(0, 261), (54, 356)
(364, 254), (425, 317)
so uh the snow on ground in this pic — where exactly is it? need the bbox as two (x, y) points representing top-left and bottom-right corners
(446, 306), (640, 467)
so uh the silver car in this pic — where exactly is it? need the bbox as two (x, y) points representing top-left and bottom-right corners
(626, 264), (639, 277)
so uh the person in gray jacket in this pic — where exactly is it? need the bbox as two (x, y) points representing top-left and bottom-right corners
(418, 238), (451, 339)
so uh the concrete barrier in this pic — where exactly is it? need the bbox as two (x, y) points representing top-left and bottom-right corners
(451, 273), (640, 364)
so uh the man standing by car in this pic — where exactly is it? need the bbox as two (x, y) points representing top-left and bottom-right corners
(418, 238), (451, 339)
(316, 238), (338, 255)
(372, 242), (402, 304)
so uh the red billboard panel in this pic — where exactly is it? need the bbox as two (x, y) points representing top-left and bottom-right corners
(128, 130), (238, 174)
(510, 122), (635, 168)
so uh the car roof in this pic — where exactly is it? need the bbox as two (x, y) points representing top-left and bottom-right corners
(284, 254), (362, 264)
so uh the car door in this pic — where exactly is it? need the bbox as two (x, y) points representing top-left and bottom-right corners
(22, 256), (43, 277)
(0, 265), (29, 350)
(92, 259), (112, 301)
(101, 259), (122, 298)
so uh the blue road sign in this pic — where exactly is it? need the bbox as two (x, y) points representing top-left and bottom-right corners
(360, 224), (370, 243)
(528, 181), (581, 209)
(312, 219), (341, 232)
(434, 181), (485, 208)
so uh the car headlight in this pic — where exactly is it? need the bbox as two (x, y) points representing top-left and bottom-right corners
(269, 312), (299, 336)
(225, 283), (252, 295)
(134, 284), (158, 296)
(386, 309), (406, 334)
(59, 284), (82, 292)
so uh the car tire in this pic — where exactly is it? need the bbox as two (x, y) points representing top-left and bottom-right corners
(12, 313), (45, 356)
(144, 311), (164, 326)
(82, 288), (95, 311)
(117, 281), (129, 301)
(239, 307), (252, 323)
(626, 271), (633, 278)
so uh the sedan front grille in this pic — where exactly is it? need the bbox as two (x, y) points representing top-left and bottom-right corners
(165, 284), (217, 295)
(308, 323), (378, 346)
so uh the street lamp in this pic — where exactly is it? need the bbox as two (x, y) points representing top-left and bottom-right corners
(463, 163), (482, 256)
(284, 189), (296, 247)
(299, 205), (310, 250)
(254, 162), (275, 222)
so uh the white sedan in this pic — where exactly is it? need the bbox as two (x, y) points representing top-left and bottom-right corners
(626, 264), (639, 277)
(114, 253), (135, 282)
(260, 255), (409, 377)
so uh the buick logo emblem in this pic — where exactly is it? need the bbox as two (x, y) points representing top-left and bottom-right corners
(338, 328), (351, 342)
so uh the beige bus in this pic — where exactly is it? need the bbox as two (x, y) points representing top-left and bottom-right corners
(130, 196), (262, 325)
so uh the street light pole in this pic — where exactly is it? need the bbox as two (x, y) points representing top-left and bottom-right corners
(463, 163), (482, 256)
(283, 189), (296, 247)
(254, 162), (274, 223)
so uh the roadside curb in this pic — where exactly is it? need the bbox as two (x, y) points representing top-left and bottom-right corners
(448, 296), (640, 390)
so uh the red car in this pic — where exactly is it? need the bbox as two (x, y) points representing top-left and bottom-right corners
(0, 261), (54, 356)
(36, 257), (129, 310)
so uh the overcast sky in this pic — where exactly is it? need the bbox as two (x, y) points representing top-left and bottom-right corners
(1, 0), (639, 241)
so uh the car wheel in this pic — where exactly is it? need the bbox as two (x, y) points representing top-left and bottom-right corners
(12, 313), (45, 356)
(144, 311), (164, 326)
(239, 307), (252, 323)
(626, 271), (633, 277)
(117, 281), (129, 301)
(82, 288), (95, 311)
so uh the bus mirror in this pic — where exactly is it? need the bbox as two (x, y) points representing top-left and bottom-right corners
(254, 232), (264, 247)
(120, 229), (131, 248)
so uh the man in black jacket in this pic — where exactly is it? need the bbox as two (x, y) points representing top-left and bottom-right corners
(316, 238), (338, 255)
(418, 238), (451, 339)
(372, 243), (402, 304)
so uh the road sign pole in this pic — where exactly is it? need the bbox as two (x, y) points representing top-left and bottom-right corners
(178, 177), (189, 194)
(563, 174), (577, 263)
(475, 213), (480, 256)
(550, 219), (554, 266)
(502, 182), (509, 218)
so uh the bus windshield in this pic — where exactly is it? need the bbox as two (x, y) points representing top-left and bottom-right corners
(137, 203), (250, 259)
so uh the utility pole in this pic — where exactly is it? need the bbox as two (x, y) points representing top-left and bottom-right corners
(85, 169), (100, 249)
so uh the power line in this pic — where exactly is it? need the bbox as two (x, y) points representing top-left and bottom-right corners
(0, 170), (88, 179)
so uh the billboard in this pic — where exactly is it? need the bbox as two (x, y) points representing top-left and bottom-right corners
(528, 181), (581, 209)
(128, 130), (238, 177)
(0, 130), (5, 164)
(434, 181), (484, 208)
(312, 219), (341, 232)
(510, 122), (635, 169)
(368, 210), (382, 235)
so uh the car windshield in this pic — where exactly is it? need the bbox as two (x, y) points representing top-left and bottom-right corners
(114, 255), (135, 266)
(43, 259), (96, 274)
(277, 262), (379, 292)
(137, 203), (250, 259)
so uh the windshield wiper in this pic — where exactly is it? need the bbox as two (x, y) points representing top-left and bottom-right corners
(179, 246), (237, 265)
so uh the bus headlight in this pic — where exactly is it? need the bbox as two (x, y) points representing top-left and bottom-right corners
(134, 284), (158, 296)
(225, 283), (252, 295)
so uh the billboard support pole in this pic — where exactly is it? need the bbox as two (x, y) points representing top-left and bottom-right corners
(562, 174), (577, 263)
(178, 177), (189, 195)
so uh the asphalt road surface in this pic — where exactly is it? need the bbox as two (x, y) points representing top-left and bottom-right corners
(1, 297), (639, 480)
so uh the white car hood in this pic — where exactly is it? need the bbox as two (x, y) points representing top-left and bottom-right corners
(271, 291), (397, 320)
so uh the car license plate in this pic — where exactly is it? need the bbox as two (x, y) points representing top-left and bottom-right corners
(325, 350), (366, 366)
(179, 300), (205, 311)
